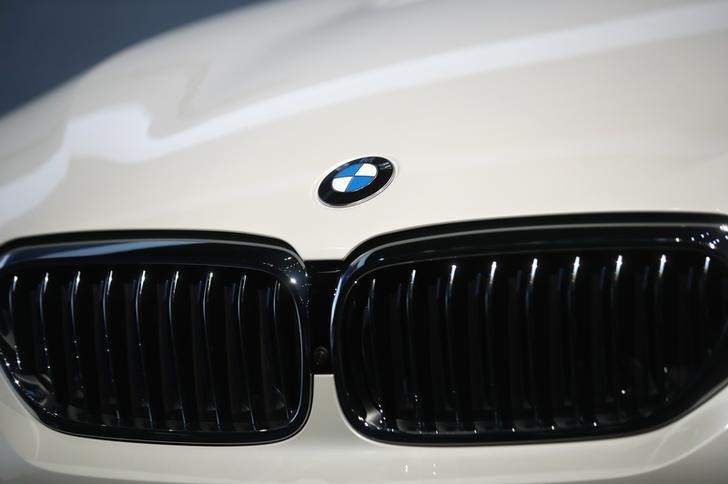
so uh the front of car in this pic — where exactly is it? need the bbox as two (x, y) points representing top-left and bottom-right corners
(2, 0), (728, 482)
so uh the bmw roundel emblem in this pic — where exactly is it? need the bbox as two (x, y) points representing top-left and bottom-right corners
(318, 156), (395, 207)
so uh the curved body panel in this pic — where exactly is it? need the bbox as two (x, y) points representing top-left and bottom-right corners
(1, 0), (728, 482)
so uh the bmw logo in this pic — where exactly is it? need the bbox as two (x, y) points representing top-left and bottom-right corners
(318, 156), (395, 207)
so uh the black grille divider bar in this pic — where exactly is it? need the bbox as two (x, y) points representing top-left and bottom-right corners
(0, 232), (311, 445)
(331, 213), (728, 445)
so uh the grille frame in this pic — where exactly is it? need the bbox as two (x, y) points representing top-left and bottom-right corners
(0, 231), (312, 445)
(331, 213), (728, 445)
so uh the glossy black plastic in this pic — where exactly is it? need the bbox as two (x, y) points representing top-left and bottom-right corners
(332, 214), (728, 444)
(306, 261), (343, 374)
(0, 231), (311, 444)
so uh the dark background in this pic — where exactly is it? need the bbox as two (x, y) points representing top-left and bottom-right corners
(0, 0), (262, 117)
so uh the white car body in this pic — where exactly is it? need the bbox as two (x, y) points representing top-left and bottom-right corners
(2, 0), (728, 482)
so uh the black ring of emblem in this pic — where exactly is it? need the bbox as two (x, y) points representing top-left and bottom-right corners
(318, 156), (395, 207)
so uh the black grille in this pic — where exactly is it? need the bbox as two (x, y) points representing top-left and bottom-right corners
(333, 218), (728, 443)
(0, 236), (309, 444)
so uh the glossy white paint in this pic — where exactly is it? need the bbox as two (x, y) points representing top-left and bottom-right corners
(1, 0), (728, 260)
(2, 0), (728, 482)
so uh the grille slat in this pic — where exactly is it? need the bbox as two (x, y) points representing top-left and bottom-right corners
(0, 237), (308, 444)
(566, 257), (582, 424)
(223, 275), (245, 430)
(190, 273), (219, 430)
(257, 285), (286, 428)
(444, 265), (464, 431)
(404, 269), (425, 431)
(270, 281), (291, 419)
(159, 272), (186, 429)
(32, 273), (52, 388)
(484, 261), (500, 430)
(466, 271), (485, 430)
(361, 278), (385, 427)
(507, 268), (525, 428)
(234, 274), (256, 430)
(698, 257), (710, 358)
(426, 277), (449, 430)
(334, 220), (728, 444)
(4, 276), (21, 372)
(200, 272), (222, 430)
(524, 258), (540, 426)
(62, 272), (87, 416)
(609, 256), (624, 418)
(386, 281), (404, 428)
(94, 270), (119, 425)
(547, 267), (565, 426)
(631, 266), (648, 416)
(129, 271), (154, 428)
(588, 265), (607, 423)
(652, 256), (667, 404)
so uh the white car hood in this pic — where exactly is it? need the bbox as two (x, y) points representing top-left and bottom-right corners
(1, 0), (728, 260)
